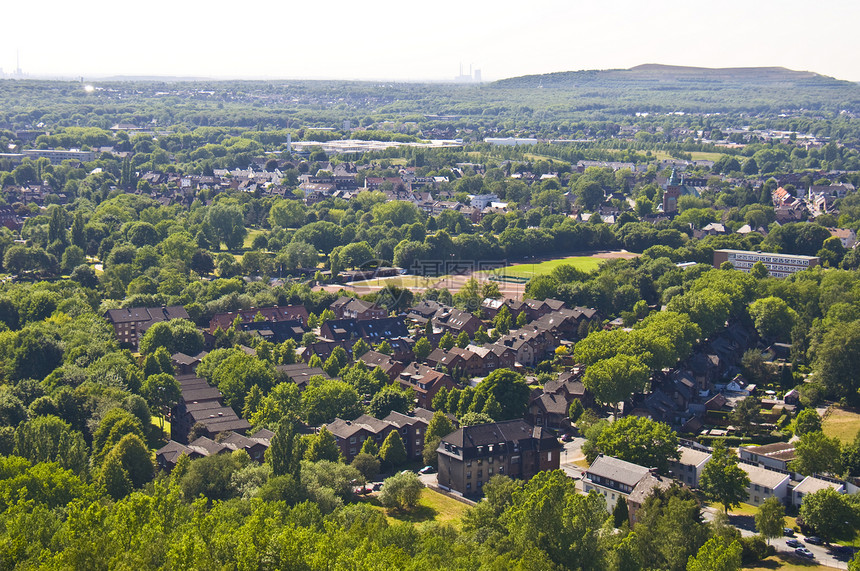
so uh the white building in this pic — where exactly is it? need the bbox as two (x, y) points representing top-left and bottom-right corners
(668, 446), (712, 488)
(738, 462), (790, 506)
(583, 455), (652, 512)
(484, 137), (538, 146)
(791, 476), (845, 507)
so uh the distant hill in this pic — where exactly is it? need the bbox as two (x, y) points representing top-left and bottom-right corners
(489, 64), (860, 112)
(493, 64), (844, 89)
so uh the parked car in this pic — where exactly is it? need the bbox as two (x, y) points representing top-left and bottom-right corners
(418, 465), (436, 475)
(795, 547), (814, 558)
(561, 434), (573, 442)
(806, 536), (823, 545)
(783, 527), (795, 536)
(786, 539), (803, 548)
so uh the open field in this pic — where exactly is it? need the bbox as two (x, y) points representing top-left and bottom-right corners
(744, 555), (831, 570)
(653, 150), (726, 162)
(348, 275), (441, 289)
(243, 228), (265, 249)
(362, 488), (470, 529)
(822, 407), (860, 444)
(489, 251), (639, 280)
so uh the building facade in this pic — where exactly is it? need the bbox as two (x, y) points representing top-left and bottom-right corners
(713, 249), (818, 278)
(436, 420), (561, 497)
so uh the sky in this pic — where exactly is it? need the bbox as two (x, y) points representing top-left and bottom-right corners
(2, 0), (859, 82)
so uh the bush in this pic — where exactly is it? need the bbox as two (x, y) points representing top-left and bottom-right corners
(740, 535), (770, 564)
(379, 471), (424, 511)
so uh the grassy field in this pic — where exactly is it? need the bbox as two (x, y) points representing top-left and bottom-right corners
(822, 407), (860, 444)
(243, 228), (266, 249)
(652, 150), (726, 162)
(491, 255), (604, 279)
(349, 275), (441, 289)
(363, 488), (471, 529)
(744, 554), (830, 570)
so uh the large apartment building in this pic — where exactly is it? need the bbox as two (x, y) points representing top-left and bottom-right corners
(436, 420), (560, 497)
(713, 249), (818, 278)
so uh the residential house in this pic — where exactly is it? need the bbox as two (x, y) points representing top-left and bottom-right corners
(398, 363), (456, 409)
(583, 455), (654, 512)
(667, 445), (712, 488)
(527, 392), (570, 431)
(156, 429), (273, 471)
(432, 308), (483, 337)
(326, 414), (395, 463)
(319, 317), (410, 343)
(739, 442), (796, 473)
(330, 297), (388, 320)
(358, 350), (405, 381)
(791, 476), (846, 507)
(208, 305), (309, 333)
(626, 471), (675, 524)
(275, 363), (329, 390)
(171, 351), (208, 376)
(170, 374), (250, 444)
(436, 420), (561, 496)
(104, 305), (190, 350)
(738, 461), (790, 506)
(382, 408), (435, 461)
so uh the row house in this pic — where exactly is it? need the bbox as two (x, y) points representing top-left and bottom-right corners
(426, 347), (485, 378)
(208, 305), (309, 331)
(275, 363), (329, 390)
(466, 344), (517, 372)
(319, 317), (410, 343)
(156, 429), (274, 471)
(398, 363), (456, 409)
(104, 305), (190, 350)
(170, 374), (250, 444)
(326, 408), (434, 463)
(432, 307), (484, 337)
(330, 297), (388, 320)
(358, 350), (405, 381)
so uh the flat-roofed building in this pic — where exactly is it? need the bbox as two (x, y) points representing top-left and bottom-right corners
(738, 462), (790, 506)
(713, 249), (818, 278)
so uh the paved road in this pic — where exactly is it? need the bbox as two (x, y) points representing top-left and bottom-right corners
(702, 506), (849, 569)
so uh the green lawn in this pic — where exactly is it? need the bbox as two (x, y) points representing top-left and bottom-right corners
(822, 407), (860, 444)
(652, 150), (726, 162)
(243, 228), (266, 249)
(362, 488), (470, 529)
(744, 554), (830, 570)
(349, 275), (441, 289)
(491, 256), (604, 279)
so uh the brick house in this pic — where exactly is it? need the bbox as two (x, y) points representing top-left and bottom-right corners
(437, 419), (561, 497)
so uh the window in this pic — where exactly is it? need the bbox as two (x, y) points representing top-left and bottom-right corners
(754, 484), (760, 492)
(466, 483), (471, 491)
(489, 467), (493, 475)
(466, 460), (472, 467)
(350, 448), (356, 456)
(499, 467), (504, 474)
(611, 493), (615, 500)
(466, 472), (471, 479)
(349, 437), (356, 444)
(547, 451), (552, 462)
(488, 456), (493, 464)
(764, 487), (770, 494)
(478, 470), (482, 478)
(478, 480), (484, 488)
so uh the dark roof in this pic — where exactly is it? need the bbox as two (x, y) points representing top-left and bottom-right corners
(441, 419), (560, 450)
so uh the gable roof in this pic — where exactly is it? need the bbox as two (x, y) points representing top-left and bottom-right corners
(587, 455), (652, 487)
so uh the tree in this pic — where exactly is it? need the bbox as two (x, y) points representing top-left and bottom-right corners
(493, 305), (512, 335)
(790, 430), (842, 476)
(141, 373), (181, 435)
(473, 368), (530, 421)
(99, 452), (133, 500)
(301, 379), (362, 426)
(438, 331), (455, 350)
(379, 430), (407, 471)
(101, 433), (153, 489)
(379, 471), (424, 511)
(730, 396), (760, 435)
(799, 487), (856, 542)
(352, 338), (371, 358)
(269, 199), (306, 229)
(568, 399), (584, 423)
(351, 453), (380, 481)
(594, 416), (679, 474)
(142, 346), (174, 378)
(13, 415), (88, 474)
(268, 419), (301, 479)
(304, 426), (341, 463)
(360, 437), (379, 456)
(414, 337), (432, 361)
(139, 319), (204, 356)
(686, 536), (742, 571)
(205, 202), (246, 249)
(794, 408), (822, 436)
(180, 452), (242, 501)
(754, 496), (785, 544)
(748, 297), (797, 342)
(813, 320), (860, 399)
(459, 411), (494, 426)
(455, 331), (470, 349)
(699, 441), (750, 513)
(613, 496), (629, 528)
(368, 385), (412, 418)
(426, 410), (456, 441)
(251, 382), (301, 429)
(92, 408), (145, 465)
(582, 354), (649, 416)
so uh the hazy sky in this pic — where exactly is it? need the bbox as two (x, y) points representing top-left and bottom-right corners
(2, 0), (858, 82)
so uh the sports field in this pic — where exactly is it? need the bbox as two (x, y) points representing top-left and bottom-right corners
(491, 255), (604, 279)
